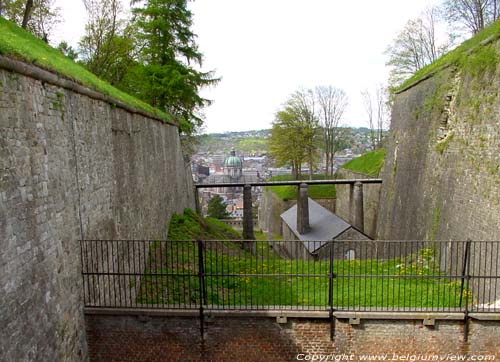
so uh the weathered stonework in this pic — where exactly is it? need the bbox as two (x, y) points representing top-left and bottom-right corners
(0, 63), (195, 362)
(377, 43), (500, 301)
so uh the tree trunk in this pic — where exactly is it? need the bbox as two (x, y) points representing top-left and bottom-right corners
(325, 153), (329, 176)
(0, 1), (3, 16)
(308, 157), (313, 180)
(22, 0), (34, 29)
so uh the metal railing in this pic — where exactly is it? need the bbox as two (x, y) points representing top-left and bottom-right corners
(80, 239), (500, 313)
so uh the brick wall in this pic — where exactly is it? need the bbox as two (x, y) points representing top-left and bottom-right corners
(86, 315), (500, 362)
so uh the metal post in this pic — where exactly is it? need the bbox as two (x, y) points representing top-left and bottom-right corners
(197, 239), (206, 340)
(352, 181), (364, 232)
(194, 187), (201, 215)
(459, 239), (471, 342)
(242, 185), (255, 250)
(328, 240), (336, 341)
(297, 183), (310, 234)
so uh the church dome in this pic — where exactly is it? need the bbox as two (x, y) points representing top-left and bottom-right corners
(224, 150), (242, 168)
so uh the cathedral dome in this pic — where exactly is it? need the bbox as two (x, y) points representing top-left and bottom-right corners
(224, 150), (242, 168)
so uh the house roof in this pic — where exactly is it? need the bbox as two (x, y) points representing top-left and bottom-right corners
(280, 198), (351, 253)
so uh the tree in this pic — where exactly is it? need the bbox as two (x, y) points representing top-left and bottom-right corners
(207, 195), (229, 219)
(1, 0), (60, 40)
(315, 86), (349, 176)
(362, 85), (391, 150)
(126, 0), (219, 137)
(386, 7), (454, 87)
(57, 41), (78, 61)
(444, 0), (500, 34)
(286, 89), (320, 180)
(79, 0), (138, 85)
(269, 91), (320, 180)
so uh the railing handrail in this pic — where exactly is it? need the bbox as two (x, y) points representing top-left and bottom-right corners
(195, 178), (382, 188)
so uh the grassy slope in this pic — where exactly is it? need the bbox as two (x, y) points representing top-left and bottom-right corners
(168, 209), (242, 240)
(0, 18), (172, 123)
(266, 174), (336, 201)
(397, 18), (500, 91)
(341, 149), (386, 177)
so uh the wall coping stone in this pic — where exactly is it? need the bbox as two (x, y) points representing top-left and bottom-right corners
(0, 54), (177, 127)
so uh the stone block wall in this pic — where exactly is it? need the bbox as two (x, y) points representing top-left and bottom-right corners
(376, 42), (500, 302)
(0, 61), (195, 362)
(85, 314), (500, 362)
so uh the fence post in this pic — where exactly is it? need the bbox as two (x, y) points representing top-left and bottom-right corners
(328, 240), (336, 341)
(242, 185), (255, 252)
(197, 239), (206, 340)
(459, 239), (471, 342)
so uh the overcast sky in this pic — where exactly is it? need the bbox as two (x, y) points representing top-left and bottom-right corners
(53, 0), (442, 133)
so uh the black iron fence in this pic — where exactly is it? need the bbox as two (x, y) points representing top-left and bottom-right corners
(80, 239), (500, 313)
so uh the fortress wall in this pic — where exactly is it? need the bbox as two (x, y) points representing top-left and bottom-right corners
(376, 42), (500, 302)
(0, 61), (195, 361)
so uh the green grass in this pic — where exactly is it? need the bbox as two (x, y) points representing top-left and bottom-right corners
(0, 18), (173, 124)
(136, 243), (470, 308)
(168, 208), (242, 240)
(266, 174), (336, 201)
(397, 18), (500, 92)
(341, 149), (386, 177)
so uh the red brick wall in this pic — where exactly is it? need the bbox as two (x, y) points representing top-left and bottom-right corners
(85, 315), (500, 362)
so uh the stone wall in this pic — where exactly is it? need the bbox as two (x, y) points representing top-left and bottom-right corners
(0, 61), (195, 361)
(85, 314), (500, 362)
(376, 41), (500, 302)
(335, 169), (381, 239)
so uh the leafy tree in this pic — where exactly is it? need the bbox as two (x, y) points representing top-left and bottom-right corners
(126, 0), (219, 137)
(207, 195), (230, 219)
(1, 0), (60, 41)
(444, 0), (500, 34)
(286, 89), (320, 180)
(315, 86), (349, 176)
(269, 91), (320, 180)
(386, 7), (454, 87)
(56, 41), (78, 61)
(79, 0), (138, 85)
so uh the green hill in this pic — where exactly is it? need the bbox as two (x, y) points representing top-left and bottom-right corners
(341, 149), (386, 177)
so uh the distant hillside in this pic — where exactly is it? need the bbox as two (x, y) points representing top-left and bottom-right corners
(265, 174), (336, 201)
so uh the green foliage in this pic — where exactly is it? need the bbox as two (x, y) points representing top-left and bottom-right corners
(342, 149), (386, 177)
(207, 195), (230, 219)
(266, 174), (336, 201)
(1, 0), (60, 40)
(0, 17), (172, 123)
(397, 18), (500, 92)
(125, 0), (219, 135)
(269, 90), (320, 179)
(235, 138), (268, 154)
(167, 208), (241, 240)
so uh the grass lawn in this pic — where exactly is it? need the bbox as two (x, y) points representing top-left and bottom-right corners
(266, 174), (336, 201)
(136, 240), (469, 309)
(341, 149), (386, 177)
